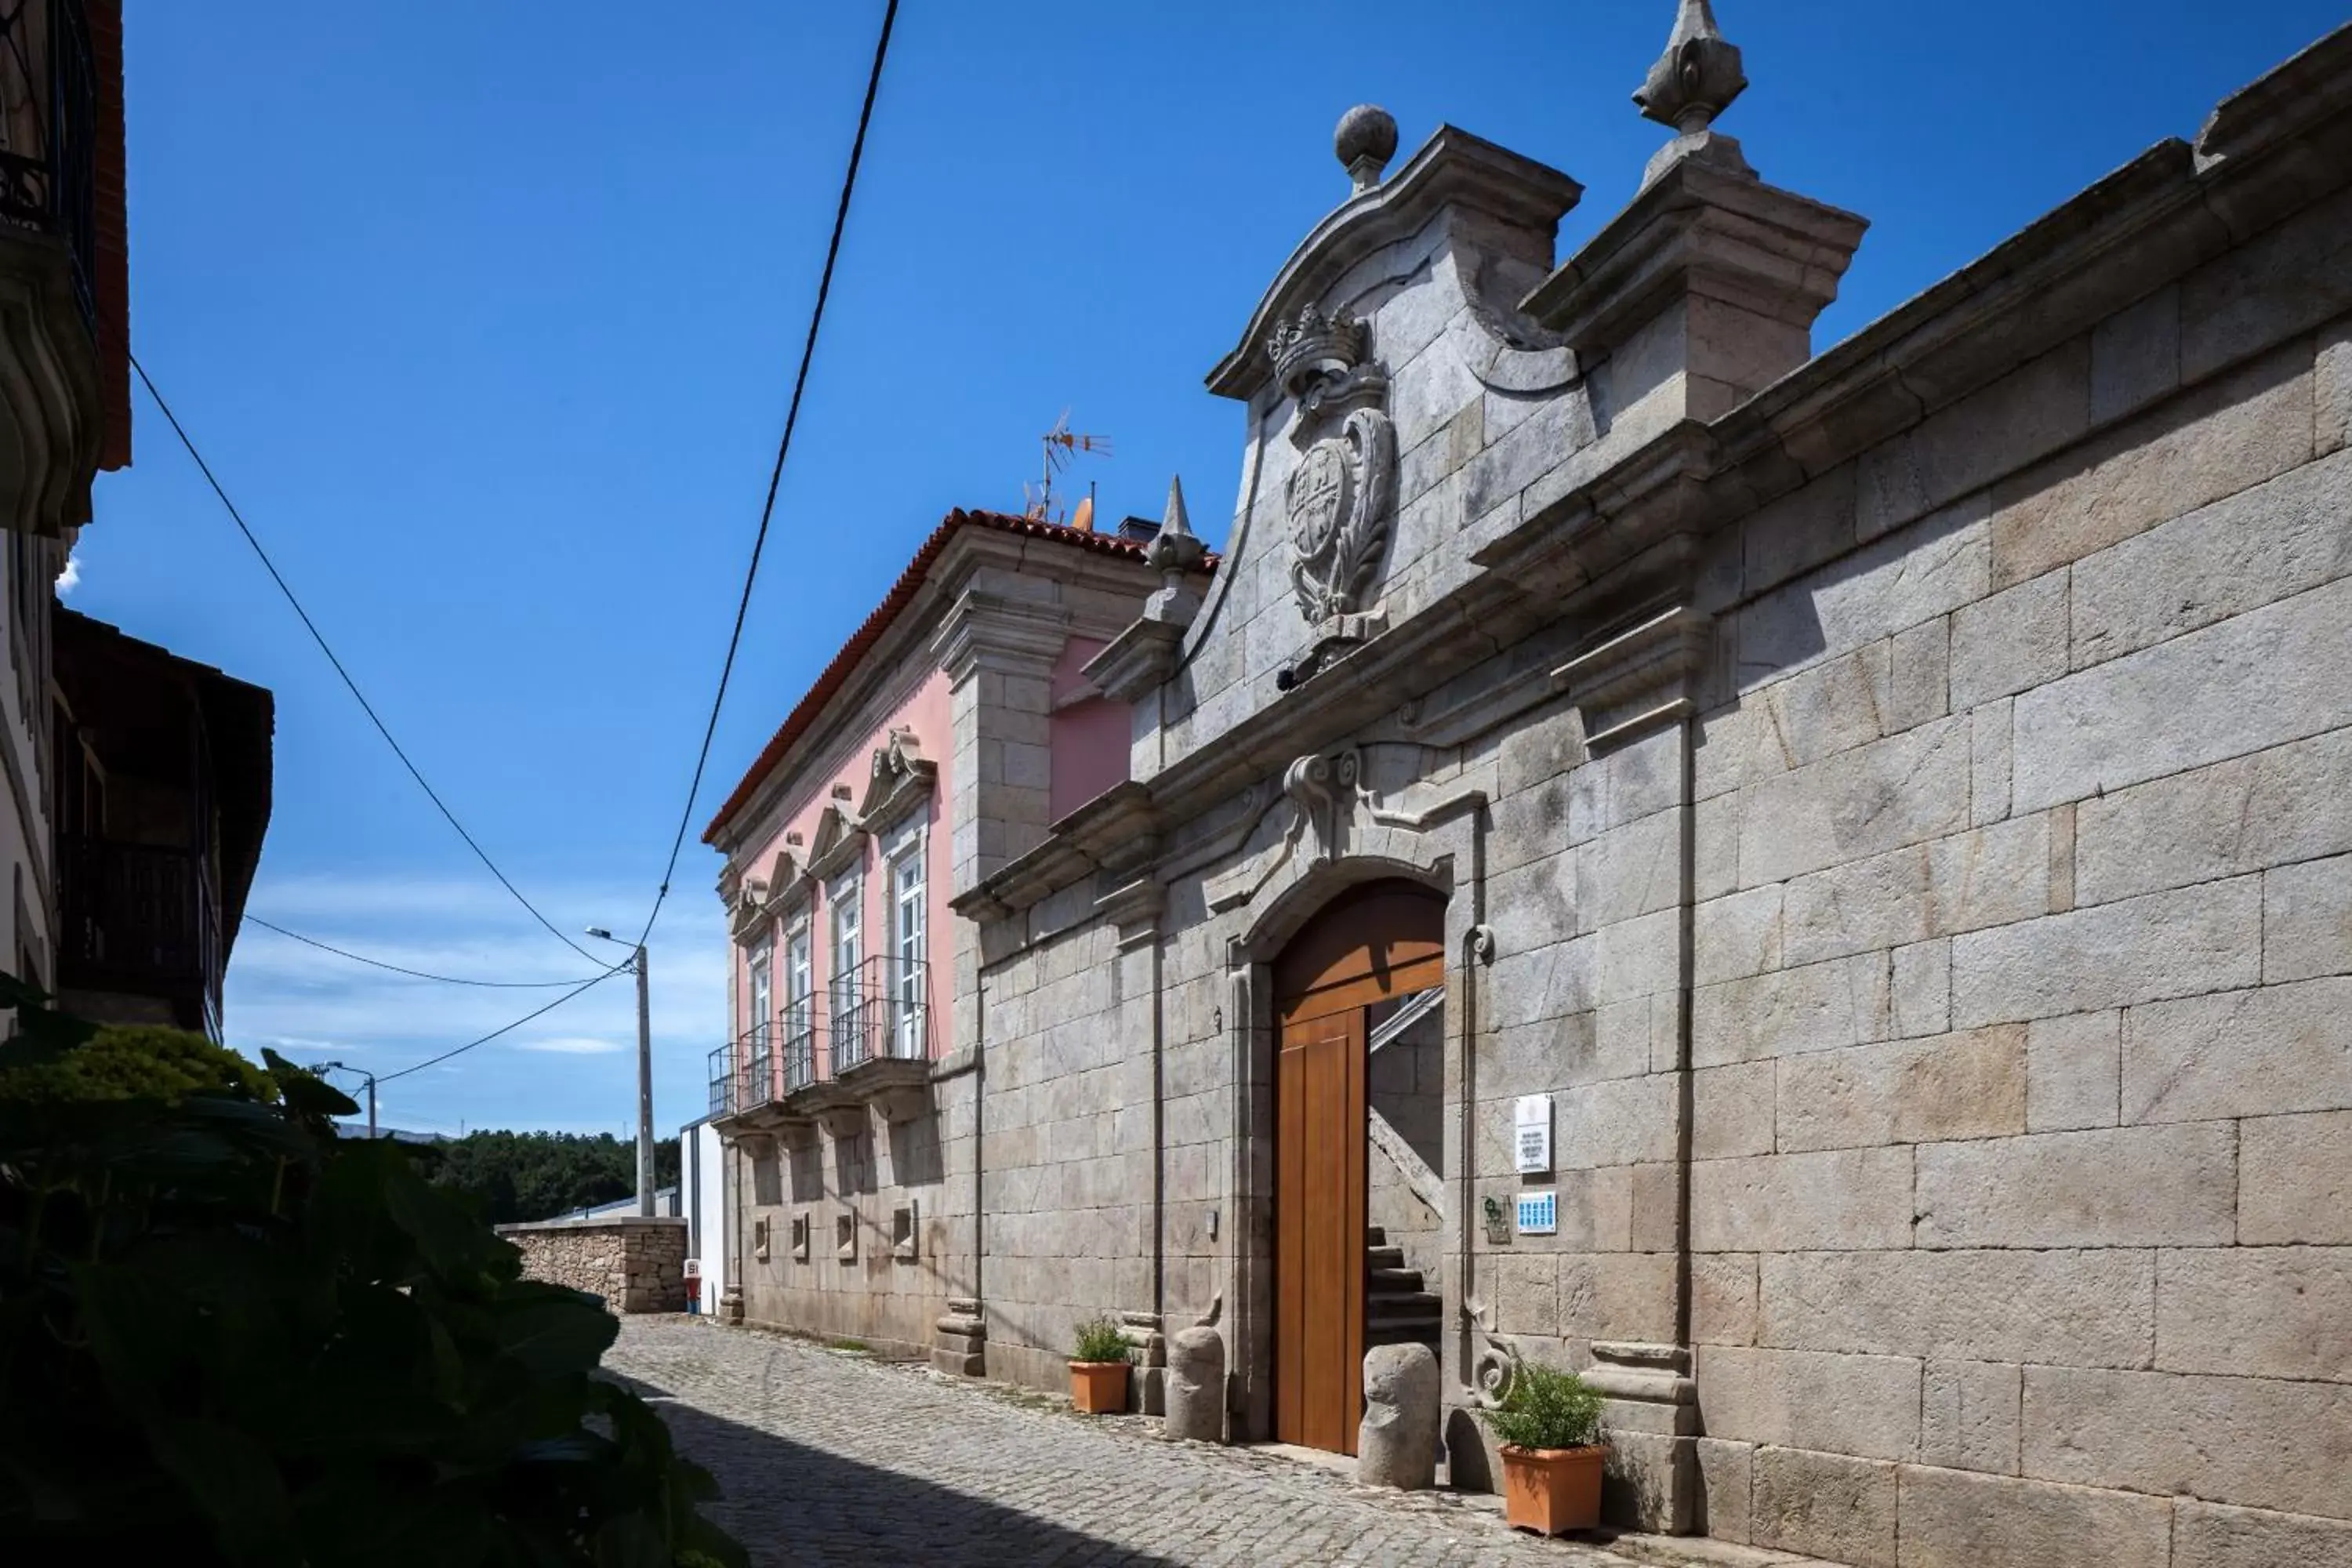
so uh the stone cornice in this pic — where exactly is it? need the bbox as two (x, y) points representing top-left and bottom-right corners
(1523, 158), (1867, 356)
(931, 588), (1071, 683)
(1208, 125), (1584, 403)
(1083, 617), (1186, 706)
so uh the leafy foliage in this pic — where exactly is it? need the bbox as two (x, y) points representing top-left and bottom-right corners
(0, 1021), (278, 1105)
(430, 1129), (681, 1225)
(1479, 1360), (1607, 1454)
(0, 975), (744, 1567)
(1070, 1314), (1131, 1364)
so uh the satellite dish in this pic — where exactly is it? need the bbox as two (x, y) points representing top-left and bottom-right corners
(1071, 495), (1095, 532)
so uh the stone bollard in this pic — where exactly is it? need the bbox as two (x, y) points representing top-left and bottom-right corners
(1163, 1293), (1227, 1443)
(1357, 1343), (1441, 1490)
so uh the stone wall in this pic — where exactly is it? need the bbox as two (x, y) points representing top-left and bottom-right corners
(731, 1065), (978, 1360)
(1670, 203), (2352, 1566)
(498, 1216), (687, 1313)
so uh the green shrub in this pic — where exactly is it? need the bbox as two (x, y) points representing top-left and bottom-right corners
(1070, 1314), (1131, 1364)
(1478, 1360), (1607, 1453)
(0, 1021), (277, 1105)
(0, 975), (743, 1566)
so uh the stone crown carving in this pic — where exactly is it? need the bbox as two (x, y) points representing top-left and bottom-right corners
(1268, 305), (1373, 407)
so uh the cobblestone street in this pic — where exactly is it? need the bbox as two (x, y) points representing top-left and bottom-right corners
(606, 1318), (1653, 1567)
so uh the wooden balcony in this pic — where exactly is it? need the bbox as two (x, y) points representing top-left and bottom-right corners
(56, 833), (222, 1037)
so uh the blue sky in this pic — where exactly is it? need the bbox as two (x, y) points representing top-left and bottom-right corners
(74, 2), (2347, 1138)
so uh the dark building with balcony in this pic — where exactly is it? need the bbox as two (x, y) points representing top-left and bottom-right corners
(51, 608), (271, 1037)
(0, 0), (128, 998)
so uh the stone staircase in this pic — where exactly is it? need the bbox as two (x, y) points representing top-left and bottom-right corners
(1363, 1225), (1443, 1352)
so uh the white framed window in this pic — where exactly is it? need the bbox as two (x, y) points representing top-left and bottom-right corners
(828, 871), (863, 1065)
(782, 914), (814, 1088)
(746, 936), (774, 1098)
(887, 824), (927, 1058)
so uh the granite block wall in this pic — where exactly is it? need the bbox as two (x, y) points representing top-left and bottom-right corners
(499, 1217), (687, 1314)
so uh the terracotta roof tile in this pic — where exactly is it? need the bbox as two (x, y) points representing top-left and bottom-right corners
(700, 508), (1208, 845)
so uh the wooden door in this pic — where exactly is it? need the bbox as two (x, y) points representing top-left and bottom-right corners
(1272, 881), (1446, 1455)
(1276, 1004), (1367, 1452)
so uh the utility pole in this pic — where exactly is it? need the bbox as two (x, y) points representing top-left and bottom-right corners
(633, 942), (653, 1217)
(588, 927), (657, 1218)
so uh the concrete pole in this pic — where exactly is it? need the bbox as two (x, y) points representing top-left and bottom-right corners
(636, 944), (655, 1217)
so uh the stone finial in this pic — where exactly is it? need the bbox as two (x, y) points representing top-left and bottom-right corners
(1633, 0), (1754, 185)
(1145, 475), (1206, 575)
(1334, 104), (1398, 193)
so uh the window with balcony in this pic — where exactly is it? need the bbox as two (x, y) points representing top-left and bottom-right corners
(782, 915), (814, 1091)
(887, 819), (927, 1060)
(745, 935), (773, 1107)
(827, 870), (862, 1067)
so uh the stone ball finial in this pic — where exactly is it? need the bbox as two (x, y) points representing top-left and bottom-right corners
(1334, 104), (1398, 193)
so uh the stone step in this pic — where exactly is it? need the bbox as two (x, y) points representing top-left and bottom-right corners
(1368, 1265), (1425, 1293)
(1364, 1290), (1442, 1322)
(1366, 1245), (1405, 1272)
(1366, 1225), (1387, 1247)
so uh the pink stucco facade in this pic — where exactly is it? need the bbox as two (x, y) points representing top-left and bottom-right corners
(1047, 636), (1129, 823)
(728, 667), (956, 1080)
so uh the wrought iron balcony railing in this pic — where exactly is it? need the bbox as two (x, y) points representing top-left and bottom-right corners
(780, 998), (817, 1093)
(830, 954), (929, 1073)
(0, 0), (96, 328)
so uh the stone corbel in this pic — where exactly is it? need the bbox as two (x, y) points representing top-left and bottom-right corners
(1549, 604), (1711, 752)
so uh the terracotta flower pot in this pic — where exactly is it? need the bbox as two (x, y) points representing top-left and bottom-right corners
(1500, 1443), (1606, 1536)
(1068, 1360), (1130, 1414)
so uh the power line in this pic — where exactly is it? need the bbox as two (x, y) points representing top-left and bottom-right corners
(247, 915), (620, 989)
(128, 353), (602, 970)
(633, 0), (901, 952)
(375, 968), (622, 1086)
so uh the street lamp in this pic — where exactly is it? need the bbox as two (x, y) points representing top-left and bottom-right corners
(586, 927), (655, 1218)
(311, 1059), (377, 1140)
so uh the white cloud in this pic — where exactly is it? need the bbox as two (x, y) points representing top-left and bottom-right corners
(55, 550), (79, 594)
(516, 1036), (625, 1055)
(220, 869), (731, 1137)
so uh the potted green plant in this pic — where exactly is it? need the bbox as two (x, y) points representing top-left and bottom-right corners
(1068, 1315), (1132, 1414)
(1478, 1360), (1609, 1536)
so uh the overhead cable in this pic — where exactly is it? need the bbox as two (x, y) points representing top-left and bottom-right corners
(247, 915), (620, 989)
(128, 354), (602, 969)
(633, 0), (902, 951)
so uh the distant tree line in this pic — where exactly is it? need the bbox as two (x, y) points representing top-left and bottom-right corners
(426, 1129), (682, 1225)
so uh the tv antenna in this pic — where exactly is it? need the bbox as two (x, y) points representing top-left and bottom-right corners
(1025, 410), (1112, 526)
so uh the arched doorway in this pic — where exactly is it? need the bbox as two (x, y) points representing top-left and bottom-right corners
(1271, 879), (1446, 1455)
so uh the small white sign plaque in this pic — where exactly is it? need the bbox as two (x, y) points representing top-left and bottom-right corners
(1516, 1189), (1559, 1236)
(1514, 1094), (1554, 1174)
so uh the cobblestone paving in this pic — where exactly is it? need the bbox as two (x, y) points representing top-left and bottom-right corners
(608, 1317), (1642, 1568)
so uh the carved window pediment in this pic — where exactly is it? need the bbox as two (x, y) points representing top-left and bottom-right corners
(857, 728), (938, 836)
(805, 802), (868, 884)
(728, 878), (771, 940)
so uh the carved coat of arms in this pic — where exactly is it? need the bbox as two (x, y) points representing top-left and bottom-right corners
(1269, 306), (1396, 630)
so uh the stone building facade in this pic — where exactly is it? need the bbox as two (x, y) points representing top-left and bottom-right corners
(713, 9), (2352, 1560)
(702, 510), (1179, 1362)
